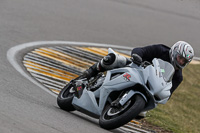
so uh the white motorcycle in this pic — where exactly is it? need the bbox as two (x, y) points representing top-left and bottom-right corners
(57, 48), (175, 130)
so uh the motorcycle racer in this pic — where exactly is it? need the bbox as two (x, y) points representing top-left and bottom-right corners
(58, 41), (194, 124)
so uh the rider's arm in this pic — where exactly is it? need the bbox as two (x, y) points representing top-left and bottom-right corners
(131, 44), (167, 62)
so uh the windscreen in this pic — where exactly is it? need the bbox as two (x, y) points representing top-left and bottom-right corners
(157, 59), (175, 82)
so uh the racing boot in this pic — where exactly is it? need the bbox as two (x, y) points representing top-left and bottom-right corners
(78, 62), (104, 80)
(135, 111), (147, 120)
(78, 53), (125, 80)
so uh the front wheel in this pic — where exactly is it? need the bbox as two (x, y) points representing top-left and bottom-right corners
(57, 81), (76, 111)
(99, 95), (145, 130)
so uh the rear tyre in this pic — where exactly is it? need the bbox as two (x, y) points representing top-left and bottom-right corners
(57, 81), (76, 111)
(99, 95), (145, 130)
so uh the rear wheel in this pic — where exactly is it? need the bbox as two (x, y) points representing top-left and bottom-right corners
(99, 95), (145, 130)
(57, 81), (76, 111)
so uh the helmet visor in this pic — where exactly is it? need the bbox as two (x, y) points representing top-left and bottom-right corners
(176, 53), (189, 67)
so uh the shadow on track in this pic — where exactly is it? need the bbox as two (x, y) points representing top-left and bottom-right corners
(55, 106), (126, 133)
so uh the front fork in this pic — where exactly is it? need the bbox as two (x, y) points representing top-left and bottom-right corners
(118, 90), (147, 106)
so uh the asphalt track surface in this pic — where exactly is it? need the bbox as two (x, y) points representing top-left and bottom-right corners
(1, 0), (200, 133)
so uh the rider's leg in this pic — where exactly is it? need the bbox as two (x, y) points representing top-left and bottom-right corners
(80, 62), (103, 79)
(80, 54), (113, 79)
(80, 53), (131, 79)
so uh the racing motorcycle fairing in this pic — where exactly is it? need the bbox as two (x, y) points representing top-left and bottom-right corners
(72, 58), (174, 118)
(72, 66), (145, 118)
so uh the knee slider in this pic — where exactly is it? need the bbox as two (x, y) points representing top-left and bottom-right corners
(100, 53), (127, 70)
(102, 53), (116, 65)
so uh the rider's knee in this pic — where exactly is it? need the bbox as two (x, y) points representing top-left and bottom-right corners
(100, 53), (127, 70)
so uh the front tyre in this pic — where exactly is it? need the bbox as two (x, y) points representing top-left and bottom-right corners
(99, 95), (145, 130)
(57, 81), (76, 111)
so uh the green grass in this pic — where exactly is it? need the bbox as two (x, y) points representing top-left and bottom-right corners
(145, 64), (200, 133)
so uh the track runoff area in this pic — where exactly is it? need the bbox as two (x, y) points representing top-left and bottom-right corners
(7, 41), (200, 133)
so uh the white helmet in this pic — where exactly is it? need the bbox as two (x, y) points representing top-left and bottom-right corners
(170, 41), (194, 69)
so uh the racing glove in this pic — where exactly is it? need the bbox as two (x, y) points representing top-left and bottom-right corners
(131, 54), (142, 66)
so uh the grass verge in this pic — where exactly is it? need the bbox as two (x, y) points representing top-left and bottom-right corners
(144, 64), (200, 133)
